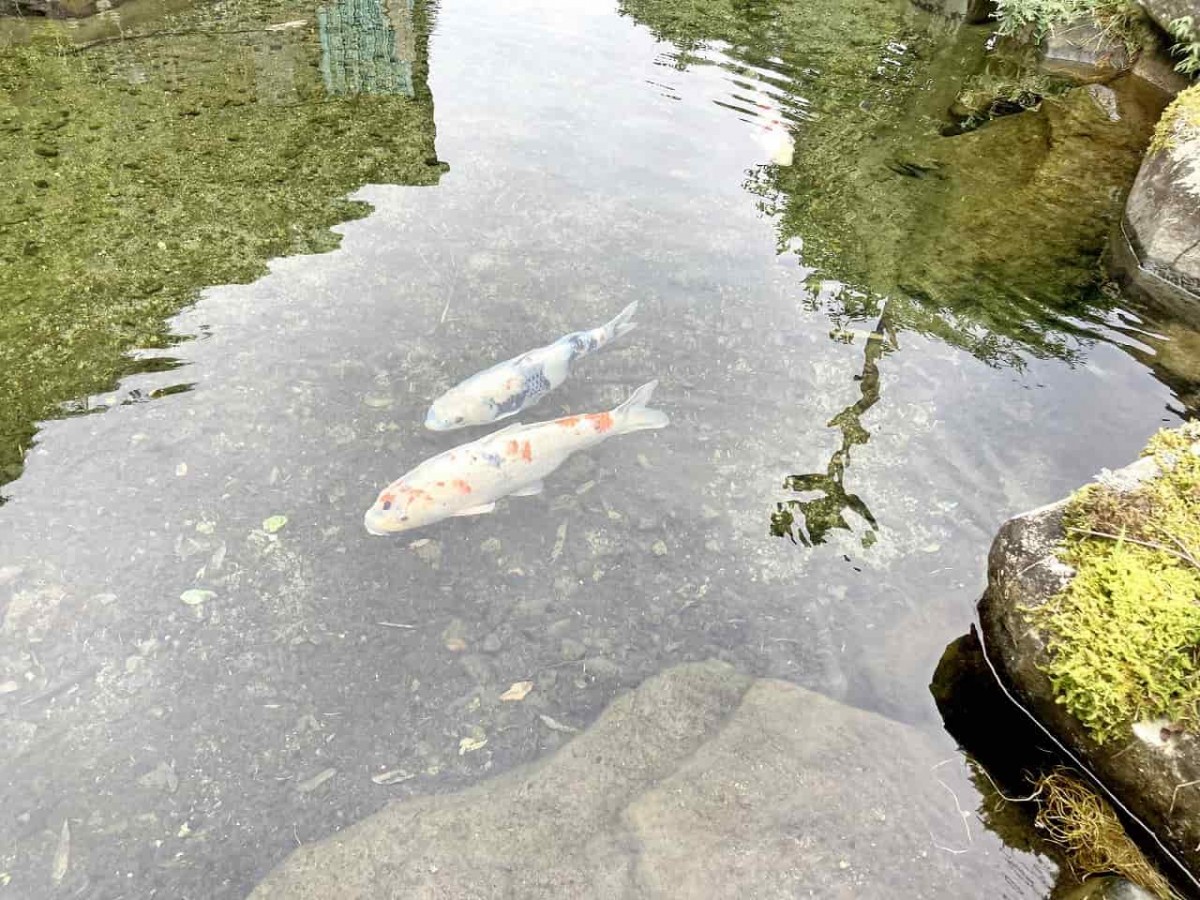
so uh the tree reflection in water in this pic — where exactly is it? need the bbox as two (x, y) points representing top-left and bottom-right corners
(771, 301), (895, 547)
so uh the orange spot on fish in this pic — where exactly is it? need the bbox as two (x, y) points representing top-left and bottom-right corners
(506, 440), (520, 457)
(587, 412), (614, 432)
(521, 441), (533, 462)
(436, 481), (445, 487)
(453, 479), (472, 494)
(557, 416), (581, 427)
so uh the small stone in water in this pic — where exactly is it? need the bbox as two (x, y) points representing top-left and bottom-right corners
(263, 515), (288, 534)
(0, 681), (18, 694)
(482, 633), (502, 653)
(180, 589), (216, 606)
(651, 540), (669, 557)
(176, 462), (188, 477)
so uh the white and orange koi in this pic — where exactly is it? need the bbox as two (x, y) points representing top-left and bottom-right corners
(424, 302), (639, 431)
(366, 381), (668, 535)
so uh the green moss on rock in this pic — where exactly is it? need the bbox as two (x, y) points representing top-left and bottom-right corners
(1030, 424), (1200, 744)
(0, 0), (442, 486)
(1149, 82), (1200, 153)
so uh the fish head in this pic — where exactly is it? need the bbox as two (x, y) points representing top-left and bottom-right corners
(364, 483), (432, 535)
(425, 391), (491, 431)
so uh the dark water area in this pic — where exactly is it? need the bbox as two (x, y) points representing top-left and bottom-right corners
(2, 0), (1198, 896)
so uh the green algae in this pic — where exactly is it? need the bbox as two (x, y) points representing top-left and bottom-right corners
(1030, 424), (1200, 744)
(0, 0), (443, 487)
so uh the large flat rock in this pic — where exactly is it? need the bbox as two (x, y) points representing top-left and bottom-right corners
(248, 661), (1004, 899)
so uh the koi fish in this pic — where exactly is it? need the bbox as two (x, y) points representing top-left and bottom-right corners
(365, 380), (668, 535)
(424, 302), (640, 431)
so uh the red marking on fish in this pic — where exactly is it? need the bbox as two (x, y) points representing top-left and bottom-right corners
(587, 412), (614, 433)
(521, 441), (533, 462)
(453, 479), (472, 494)
(380, 492), (396, 505)
(557, 416), (581, 427)
(436, 481), (445, 487)
(506, 440), (520, 457)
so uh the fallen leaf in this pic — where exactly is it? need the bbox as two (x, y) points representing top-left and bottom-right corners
(263, 515), (288, 534)
(371, 768), (415, 786)
(180, 589), (216, 606)
(51, 819), (69, 884)
(458, 735), (488, 755)
(499, 681), (534, 702)
(296, 767), (337, 793)
(445, 637), (467, 653)
(538, 714), (578, 734)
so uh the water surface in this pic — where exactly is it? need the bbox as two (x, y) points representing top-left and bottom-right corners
(1, 0), (1196, 896)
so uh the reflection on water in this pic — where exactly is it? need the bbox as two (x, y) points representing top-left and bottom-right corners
(772, 300), (894, 546)
(318, 0), (417, 97)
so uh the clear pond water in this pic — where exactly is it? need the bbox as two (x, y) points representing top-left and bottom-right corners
(1, 0), (1196, 896)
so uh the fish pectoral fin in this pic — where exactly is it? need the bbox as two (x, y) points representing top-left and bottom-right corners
(508, 480), (545, 498)
(452, 502), (497, 517)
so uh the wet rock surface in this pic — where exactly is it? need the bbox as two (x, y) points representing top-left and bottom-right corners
(977, 452), (1200, 882)
(1119, 91), (1200, 317)
(249, 661), (1004, 900)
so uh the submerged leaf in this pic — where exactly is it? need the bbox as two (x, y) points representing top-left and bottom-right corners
(500, 681), (534, 702)
(263, 515), (288, 534)
(180, 589), (216, 606)
(458, 735), (488, 755)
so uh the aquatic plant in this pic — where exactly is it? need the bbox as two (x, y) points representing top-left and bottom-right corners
(1032, 769), (1179, 898)
(1029, 424), (1200, 745)
(0, 0), (443, 487)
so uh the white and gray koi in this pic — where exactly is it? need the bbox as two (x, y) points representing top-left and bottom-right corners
(424, 302), (639, 431)
(366, 381), (668, 535)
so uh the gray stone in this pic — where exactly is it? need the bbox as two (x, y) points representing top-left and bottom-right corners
(1041, 20), (1129, 78)
(1117, 92), (1200, 318)
(1086, 84), (1122, 122)
(977, 435), (1200, 881)
(910, 0), (993, 25)
(1061, 875), (1159, 899)
(1140, 0), (1198, 38)
(248, 661), (1000, 899)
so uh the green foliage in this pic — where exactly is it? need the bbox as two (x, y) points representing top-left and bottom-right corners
(993, 0), (1097, 39)
(1167, 16), (1200, 76)
(1030, 425), (1200, 744)
(0, 0), (442, 486)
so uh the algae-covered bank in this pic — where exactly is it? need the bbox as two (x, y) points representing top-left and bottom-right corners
(0, 0), (443, 487)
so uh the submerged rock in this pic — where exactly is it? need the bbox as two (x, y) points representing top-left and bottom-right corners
(1116, 86), (1200, 318)
(977, 428), (1200, 884)
(249, 661), (999, 898)
(1041, 20), (1129, 80)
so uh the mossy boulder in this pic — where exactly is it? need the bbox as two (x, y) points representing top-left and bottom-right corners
(1115, 85), (1200, 318)
(978, 424), (1200, 880)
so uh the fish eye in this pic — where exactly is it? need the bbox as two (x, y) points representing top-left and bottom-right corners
(454, 416), (465, 424)
(381, 500), (392, 511)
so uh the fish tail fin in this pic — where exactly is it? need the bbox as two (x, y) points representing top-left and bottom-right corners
(613, 379), (669, 434)
(601, 301), (639, 343)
